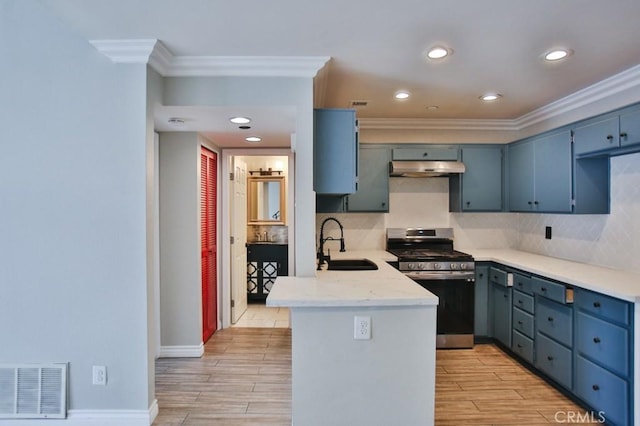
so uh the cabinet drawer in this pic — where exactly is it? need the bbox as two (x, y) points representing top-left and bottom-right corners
(576, 312), (630, 377)
(513, 290), (534, 314)
(532, 276), (571, 304)
(392, 146), (458, 161)
(512, 330), (534, 364)
(535, 332), (572, 390)
(575, 288), (630, 326)
(513, 273), (533, 295)
(489, 267), (508, 287)
(513, 307), (534, 338)
(575, 355), (628, 426)
(535, 297), (572, 347)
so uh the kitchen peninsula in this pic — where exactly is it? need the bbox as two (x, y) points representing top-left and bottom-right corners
(267, 251), (438, 426)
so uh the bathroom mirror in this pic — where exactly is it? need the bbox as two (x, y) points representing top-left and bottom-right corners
(247, 176), (286, 225)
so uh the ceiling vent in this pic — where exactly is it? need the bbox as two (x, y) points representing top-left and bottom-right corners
(349, 100), (369, 108)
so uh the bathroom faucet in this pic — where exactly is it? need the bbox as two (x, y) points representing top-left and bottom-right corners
(317, 217), (346, 270)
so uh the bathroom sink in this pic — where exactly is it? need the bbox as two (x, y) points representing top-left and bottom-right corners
(326, 258), (378, 271)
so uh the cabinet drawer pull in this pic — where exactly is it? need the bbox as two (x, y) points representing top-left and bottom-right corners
(503, 294), (508, 299)
(547, 355), (554, 361)
(541, 287), (547, 292)
(479, 273), (484, 278)
(518, 299), (523, 304)
(547, 316), (554, 322)
(534, 200), (539, 205)
(517, 343), (523, 348)
(593, 301), (601, 308)
(593, 337), (601, 343)
(620, 132), (628, 139)
(606, 135), (614, 142)
(518, 320), (523, 325)
(592, 384), (600, 391)
(423, 152), (429, 157)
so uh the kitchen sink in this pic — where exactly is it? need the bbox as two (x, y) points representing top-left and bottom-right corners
(326, 258), (378, 271)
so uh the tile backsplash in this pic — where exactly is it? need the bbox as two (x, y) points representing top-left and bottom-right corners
(317, 152), (640, 274)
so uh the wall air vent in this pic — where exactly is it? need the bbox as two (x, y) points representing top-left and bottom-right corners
(349, 100), (369, 107)
(0, 364), (67, 419)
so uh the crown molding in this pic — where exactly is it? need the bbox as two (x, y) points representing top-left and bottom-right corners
(358, 65), (640, 132)
(90, 39), (329, 78)
(514, 63), (640, 129)
(89, 39), (158, 63)
(358, 118), (519, 131)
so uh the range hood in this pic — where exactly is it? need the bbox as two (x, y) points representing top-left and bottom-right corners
(389, 160), (466, 177)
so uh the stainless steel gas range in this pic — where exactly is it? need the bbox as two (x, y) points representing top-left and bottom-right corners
(386, 228), (475, 349)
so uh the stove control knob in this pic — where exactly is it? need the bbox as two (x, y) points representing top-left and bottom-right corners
(459, 263), (467, 270)
(407, 263), (415, 270)
(433, 263), (441, 270)
(450, 263), (457, 269)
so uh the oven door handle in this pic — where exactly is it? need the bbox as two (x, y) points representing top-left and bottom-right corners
(405, 272), (475, 281)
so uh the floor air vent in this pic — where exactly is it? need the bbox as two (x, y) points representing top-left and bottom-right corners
(0, 364), (67, 419)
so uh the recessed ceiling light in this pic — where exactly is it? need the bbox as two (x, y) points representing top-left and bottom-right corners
(230, 116), (251, 124)
(544, 49), (572, 61)
(426, 46), (452, 60)
(245, 136), (262, 143)
(480, 93), (502, 102)
(167, 117), (185, 125)
(394, 91), (410, 100)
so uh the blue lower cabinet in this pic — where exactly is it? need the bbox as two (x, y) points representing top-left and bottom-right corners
(491, 281), (512, 347)
(535, 332), (572, 390)
(512, 329), (534, 364)
(575, 312), (630, 377)
(575, 355), (629, 426)
(535, 296), (572, 347)
(513, 307), (534, 338)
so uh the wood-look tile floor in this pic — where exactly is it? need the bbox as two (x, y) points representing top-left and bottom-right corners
(153, 328), (598, 425)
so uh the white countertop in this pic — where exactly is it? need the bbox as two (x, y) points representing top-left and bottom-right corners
(467, 248), (640, 303)
(268, 247), (640, 306)
(266, 250), (439, 308)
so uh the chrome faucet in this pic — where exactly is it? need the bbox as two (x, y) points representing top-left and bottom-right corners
(317, 217), (346, 270)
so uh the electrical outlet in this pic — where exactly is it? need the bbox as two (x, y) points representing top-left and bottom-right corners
(545, 226), (552, 240)
(354, 316), (371, 340)
(92, 365), (107, 385)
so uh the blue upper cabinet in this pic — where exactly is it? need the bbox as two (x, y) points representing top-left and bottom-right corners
(508, 130), (572, 213)
(450, 145), (503, 212)
(574, 105), (640, 156)
(345, 145), (390, 212)
(314, 108), (358, 194)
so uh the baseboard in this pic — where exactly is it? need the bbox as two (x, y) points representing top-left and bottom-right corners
(158, 343), (204, 358)
(0, 400), (158, 426)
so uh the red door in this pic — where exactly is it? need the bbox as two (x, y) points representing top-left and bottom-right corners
(201, 147), (218, 342)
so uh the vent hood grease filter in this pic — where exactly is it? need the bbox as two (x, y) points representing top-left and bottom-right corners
(389, 161), (466, 177)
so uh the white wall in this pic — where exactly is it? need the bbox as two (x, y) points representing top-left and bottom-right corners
(158, 132), (203, 351)
(0, 0), (151, 415)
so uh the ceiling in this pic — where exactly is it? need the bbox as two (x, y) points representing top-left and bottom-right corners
(43, 0), (640, 147)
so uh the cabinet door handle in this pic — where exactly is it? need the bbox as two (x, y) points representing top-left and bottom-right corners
(518, 320), (523, 325)
(593, 301), (601, 308)
(518, 299), (523, 304)
(528, 201), (533, 205)
(541, 287), (547, 292)
(466, 201), (471, 206)
(534, 200), (539, 205)
(592, 384), (600, 391)
(547, 316), (554, 322)
(503, 294), (508, 299)
(479, 273), (484, 278)
(606, 135), (614, 142)
(593, 337), (601, 343)
(423, 152), (429, 157)
(547, 355), (554, 361)
(620, 132), (628, 139)
(517, 343), (523, 348)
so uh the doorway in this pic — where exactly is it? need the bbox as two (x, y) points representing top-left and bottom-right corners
(221, 150), (294, 328)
